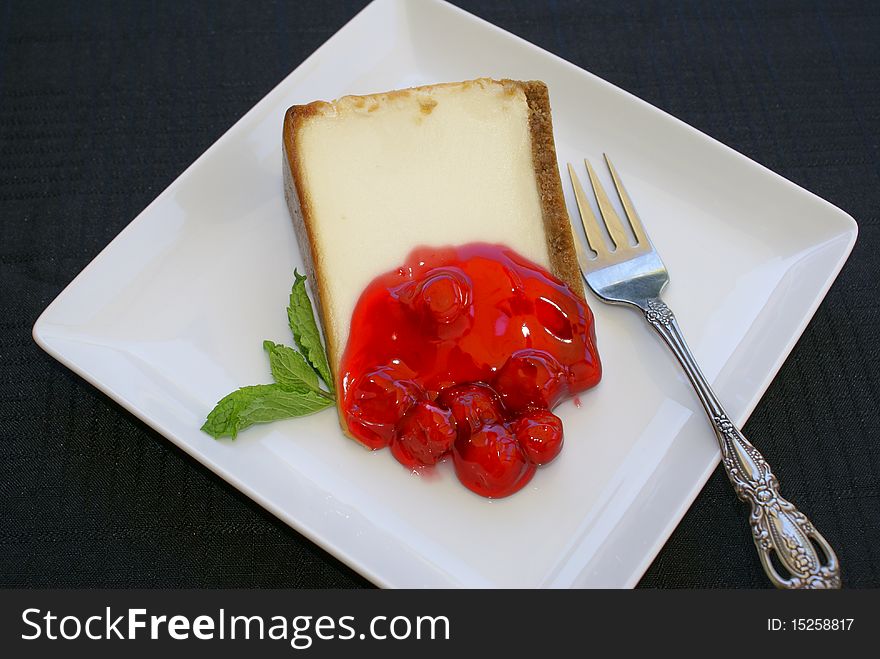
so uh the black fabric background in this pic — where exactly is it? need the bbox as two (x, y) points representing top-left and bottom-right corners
(1, 0), (878, 589)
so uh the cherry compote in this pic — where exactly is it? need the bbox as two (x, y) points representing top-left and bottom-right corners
(340, 243), (601, 498)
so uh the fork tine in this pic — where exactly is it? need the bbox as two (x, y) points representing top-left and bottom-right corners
(585, 159), (631, 250)
(604, 154), (648, 246)
(567, 163), (608, 257)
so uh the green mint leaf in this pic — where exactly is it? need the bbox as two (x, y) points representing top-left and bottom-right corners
(263, 340), (322, 393)
(201, 271), (338, 440)
(201, 384), (333, 440)
(287, 270), (334, 392)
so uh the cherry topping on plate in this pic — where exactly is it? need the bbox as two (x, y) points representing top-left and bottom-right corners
(452, 423), (535, 498)
(514, 409), (564, 465)
(339, 243), (602, 497)
(391, 401), (457, 468)
(493, 349), (568, 413)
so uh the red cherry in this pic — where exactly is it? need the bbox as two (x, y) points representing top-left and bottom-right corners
(514, 409), (564, 465)
(437, 383), (504, 436)
(420, 272), (468, 322)
(415, 269), (473, 340)
(535, 296), (574, 342)
(493, 349), (568, 413)
(452, 423), (535, 498)
(345, 367), (422, 449)
(391, 401), (457, 468)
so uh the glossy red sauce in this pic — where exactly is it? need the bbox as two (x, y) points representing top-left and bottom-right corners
(339, 243), (601, 498)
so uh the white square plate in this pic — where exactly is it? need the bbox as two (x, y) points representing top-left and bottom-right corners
(33, 0), (857, 587)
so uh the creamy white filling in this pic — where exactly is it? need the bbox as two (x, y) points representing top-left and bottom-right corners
(296, 79), (550, 367)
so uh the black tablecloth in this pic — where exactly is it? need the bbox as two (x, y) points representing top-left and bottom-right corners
(2, 0), (878, 589)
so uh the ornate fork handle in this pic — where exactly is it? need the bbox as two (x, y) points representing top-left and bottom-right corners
(643, 299), (841, 589)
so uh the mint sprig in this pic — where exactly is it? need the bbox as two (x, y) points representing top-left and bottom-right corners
(202, 273), (335, 440)
(288, 270), (334, 392)
(202, 384), (332, 439)
(263, 340), (321, 392)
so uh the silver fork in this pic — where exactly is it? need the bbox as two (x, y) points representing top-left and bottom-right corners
(567, 155), (841, 589)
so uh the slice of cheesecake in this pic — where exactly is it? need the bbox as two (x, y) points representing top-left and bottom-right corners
(282, 78), (583, 437)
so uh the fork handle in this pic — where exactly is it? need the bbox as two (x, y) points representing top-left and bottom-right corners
(642, 298), (841, 589)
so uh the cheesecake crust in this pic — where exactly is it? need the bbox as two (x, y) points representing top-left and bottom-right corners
(282, 79), (583, 441)
(512, 79), (584, 298)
